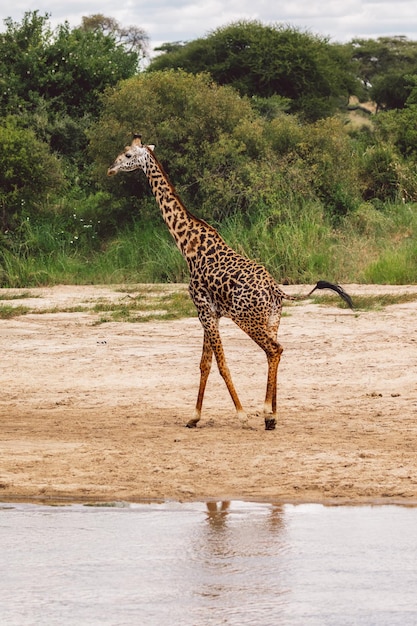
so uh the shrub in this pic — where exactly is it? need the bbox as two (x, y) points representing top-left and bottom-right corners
(89, 70), (267, 222)
(0, 117), (64, 230)
(359, 143), (417, 202)
(267, 116), (362, 217)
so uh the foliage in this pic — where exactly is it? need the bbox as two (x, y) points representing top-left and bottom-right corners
(89, 70), (263, 222)
(372, 105), (417, 160)
(341, 201), (417, 283)
(221, 200), (333, 282)
(0, 117), (64, 230)
(349, 107), (417, 202)
(2, 11), (417, 288)
(280, 116), (362, 216)
(363, 242), (417, 283)
(91, 72), (368, 223)
(0, 11), (139, 119)
(43, 22), (138, 119)
(358, 143), (417, 202)
(3, 199), (417, 287)
(148, 21), (359, 120)
(0, 216), (189, 287)
(0, 10), (141, 185)
(0, 11), (52, 116)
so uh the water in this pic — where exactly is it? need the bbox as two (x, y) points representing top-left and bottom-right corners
(1, 501), (417, 625)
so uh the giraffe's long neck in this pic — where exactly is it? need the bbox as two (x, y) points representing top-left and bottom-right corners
(144, 150), (224, 269)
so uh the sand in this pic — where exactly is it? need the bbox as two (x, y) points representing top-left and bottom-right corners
(1, 283), (417, 505)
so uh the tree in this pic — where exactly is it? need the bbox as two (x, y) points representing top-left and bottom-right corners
(148, 21), (359, 120)
(81, 14), (149, 64)
(0, 11), (142, 119)
(90, 70), (366, 226)
(373, 106), (417, 160)
(0, 11), (52, 116)
(405, 75), (417, 106)
(0, 11), (143, 173)
(371, 72), (414, 110)
(43, 22), (139, 118)
(351, 36), (417, 109)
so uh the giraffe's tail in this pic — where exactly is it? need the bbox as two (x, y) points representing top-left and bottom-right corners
(308, 280), (354, 309)
(283, 281), (354, 309)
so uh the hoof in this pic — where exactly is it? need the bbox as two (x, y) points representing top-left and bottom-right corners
(264, 418), (276, 431)
(186, 420), (198, 428)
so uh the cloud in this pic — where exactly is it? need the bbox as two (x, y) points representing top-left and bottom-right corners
(2, 0), (417, 50)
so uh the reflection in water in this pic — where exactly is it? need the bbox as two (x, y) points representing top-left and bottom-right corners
(199, 501), (287, 622)
(206, 500), (230, 527)
(205, 501), (284, 531)
(1, 501), (417, 625)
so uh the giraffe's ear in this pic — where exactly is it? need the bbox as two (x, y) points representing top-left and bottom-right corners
(147, 144), (155, 152)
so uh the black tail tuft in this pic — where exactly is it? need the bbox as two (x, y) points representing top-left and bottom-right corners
(308, 280), (354, 309)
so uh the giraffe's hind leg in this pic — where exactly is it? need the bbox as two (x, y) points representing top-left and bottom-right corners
(262, 342), (283, 430)
(234, 319), (283, 430)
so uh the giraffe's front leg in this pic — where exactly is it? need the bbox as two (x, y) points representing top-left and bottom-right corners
(186, 332), (213, 427)
(208, 325), (248, 427)
(188, 315), (248, 428)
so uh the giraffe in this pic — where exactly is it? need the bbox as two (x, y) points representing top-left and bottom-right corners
(107, 134), (353, 430)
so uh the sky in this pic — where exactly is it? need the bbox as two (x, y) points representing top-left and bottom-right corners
(2, 0), (417, 55)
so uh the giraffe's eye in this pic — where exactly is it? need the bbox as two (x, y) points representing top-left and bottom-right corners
(125, 152), (132, 158)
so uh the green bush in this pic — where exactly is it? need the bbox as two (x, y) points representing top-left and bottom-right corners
(91, 72), (367, 227)
(359, 143), (417, 202)
(89, 70), (265, 222)
(265, 116), (362, 217)
(0, 117), (64, 230)
(374, 106), (417, 160)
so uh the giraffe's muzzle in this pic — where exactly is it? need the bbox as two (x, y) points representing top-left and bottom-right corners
(107, 165), (118, 176)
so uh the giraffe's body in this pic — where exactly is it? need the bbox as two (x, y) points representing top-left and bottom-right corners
(108, 135), (351, 430)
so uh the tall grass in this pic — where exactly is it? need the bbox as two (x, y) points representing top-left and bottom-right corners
(363, 242), (417, 283)
(1, 200), (417, 287)
(0, 218), (189, 286)
(221, 200), (338, 282)
(97, 222), (188, 283)
(342, 202), (417, 283)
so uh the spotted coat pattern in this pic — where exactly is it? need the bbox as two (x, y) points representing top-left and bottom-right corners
(108, 135), (295, 429)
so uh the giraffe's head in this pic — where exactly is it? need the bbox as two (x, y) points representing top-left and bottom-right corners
(107, 134), (155, 177)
